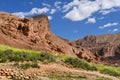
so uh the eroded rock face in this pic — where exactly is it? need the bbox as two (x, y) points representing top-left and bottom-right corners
(0, 12), (50, 49)
(72, 34), (120, 65)
(1, 12), (105, 63)
(0, 12), (90, 58)
(1, 12), (119, 65)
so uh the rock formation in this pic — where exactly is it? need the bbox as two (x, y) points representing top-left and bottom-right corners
(0, 12), (95, 60)
(1, 12), (119, 65)
(72, 34), (120, 65)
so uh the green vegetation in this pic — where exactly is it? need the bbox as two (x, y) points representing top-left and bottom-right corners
(63, 57), (120, 77)
(19, 63), (31, 70)
(39, 52), (55, 63)
(0, 44), (120, 77)
(100, 68), (120, 77)
(0, 45), (55, 63)
(63, 57), (97, 71)
(96, 64), (120, 77)
(31, 63), (40, 68)
(13, 62), (40, 69)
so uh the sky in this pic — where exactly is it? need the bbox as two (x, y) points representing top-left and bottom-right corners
(0, 0), (120, 40)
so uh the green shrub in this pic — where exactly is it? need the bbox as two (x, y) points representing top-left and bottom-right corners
(9, 52), (29, 62)
(0, 57), (7, 63)
(100, 68), (120, 77)
(19, 63), (31, 70)
(0, 49), (39, 62)
(13, 62), (19, 67)
(0, 49), (13, 63)
(64, 57), (97, 71)
(27, 54), (39, 62)
(0, 49), (56, 63)
(31, 63), (40, 68)
(13, 62), (40, 69)
(39, 52), (55, 63)
(2, 49), (13, 56)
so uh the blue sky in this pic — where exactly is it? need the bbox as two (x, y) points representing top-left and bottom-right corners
(0, 0), (120, 40)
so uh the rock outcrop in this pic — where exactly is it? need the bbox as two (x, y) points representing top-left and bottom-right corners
(0, 12), (95, 60)
(0, 12), (119, 65)
(72, 34), (120, 65)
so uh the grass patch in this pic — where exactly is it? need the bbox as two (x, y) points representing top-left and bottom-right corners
(39, 52), (55, 63)
(63, 57), (97, 71)
(13, 62), (40, 69)
(19, 63), (31, 69)
(0, 45), (56, 63)
(63, 57), (120, 77)
(96, 64), (120, 77)
(100, 68), (120, 77)
(31, 63), (40, 68)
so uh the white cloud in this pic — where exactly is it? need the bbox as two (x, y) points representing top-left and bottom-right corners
(86, 17), (96, 24)
(12, 7), (49, 18)
(63, 0), (100, 21)
(100, 0), (120, 10)
(50, 9), (56, 14)
(98, 17), (104, 20)
(54, 1), (62, 10)
(99, 22), (119, 29)
(30, 7), (49, 14)
(63, 0), (120, 21)
(113, 28), (119, 32)
(64, 7), (88, 21)
(100, 8), (117, 15)
(109, 28), (119, 32)
(48, 16), (53, 20)
(42, 3), (51, 7)
(63, 0), (80, 12)
(12, 12), (25, 18)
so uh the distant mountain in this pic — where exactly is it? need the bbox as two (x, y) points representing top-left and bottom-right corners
(72, 34), (120, 65)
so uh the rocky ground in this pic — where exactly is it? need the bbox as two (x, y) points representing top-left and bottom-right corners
(0, 62), (119, 80)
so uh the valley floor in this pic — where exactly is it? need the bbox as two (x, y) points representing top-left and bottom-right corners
(0, 62), (119, 80)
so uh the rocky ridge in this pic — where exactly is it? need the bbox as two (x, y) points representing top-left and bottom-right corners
(0, 12), (96, 62)
(0, 11), (120, 65)
(72, 34), (120, 65)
